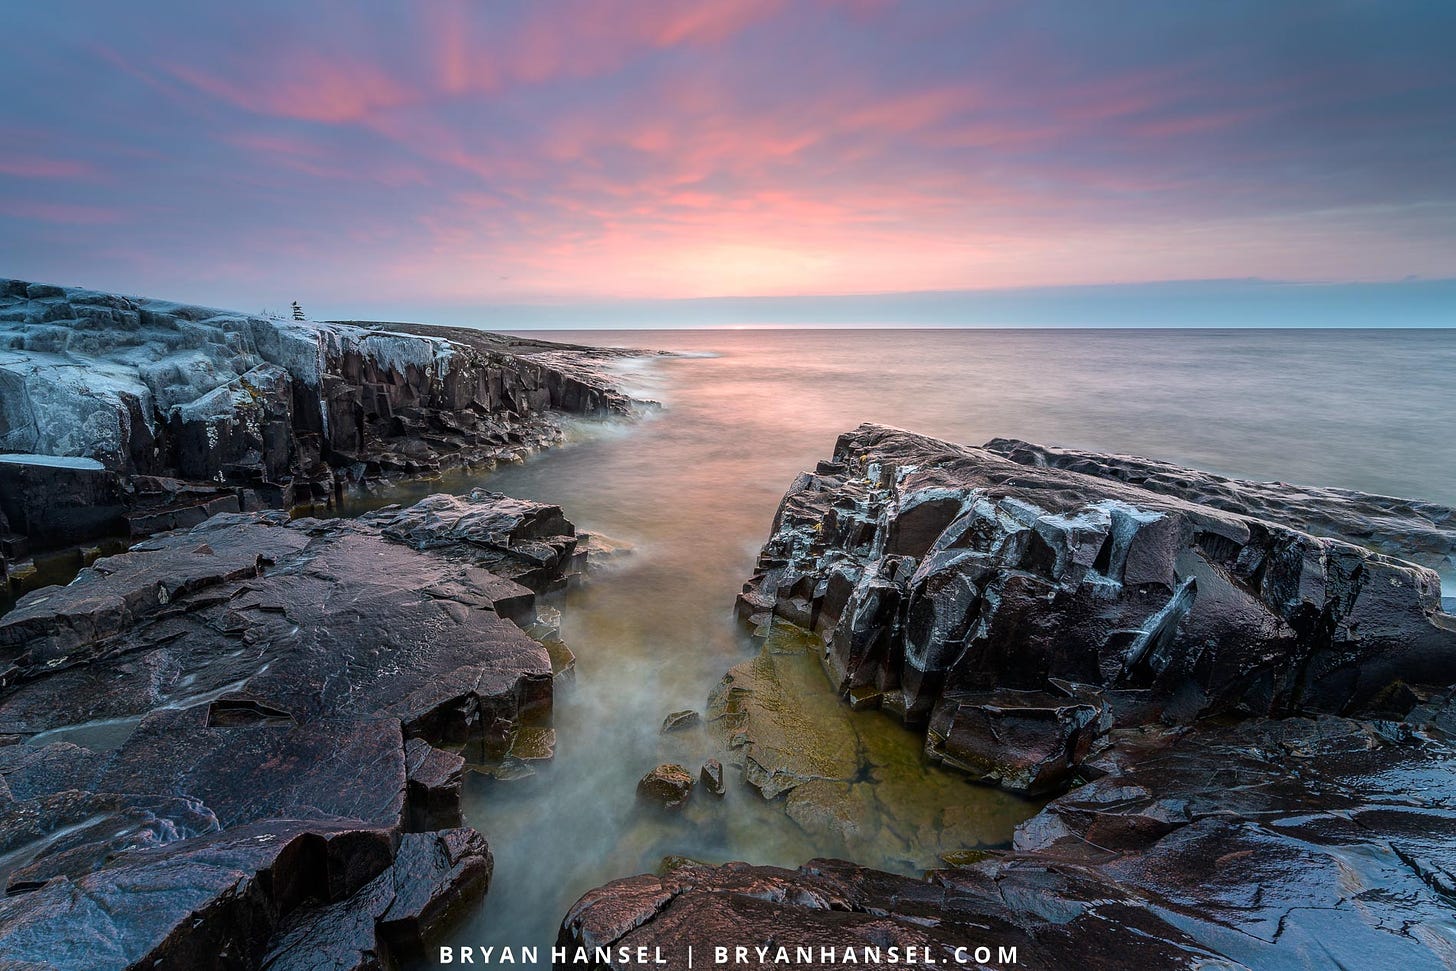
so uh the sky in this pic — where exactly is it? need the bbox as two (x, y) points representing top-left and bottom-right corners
(1, 0), (1454, 327)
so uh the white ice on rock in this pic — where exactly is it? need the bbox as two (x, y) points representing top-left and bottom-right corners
(0, 453), (107, 470)
(0, 280), (459, 468)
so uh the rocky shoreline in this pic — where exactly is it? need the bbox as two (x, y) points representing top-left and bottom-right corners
(0, 490), (597, 968)
(0, 280), (656, 968)
(0, 279), (656, 601)
(5, 291), (1456, 970)
(565, 424), (1456, 969)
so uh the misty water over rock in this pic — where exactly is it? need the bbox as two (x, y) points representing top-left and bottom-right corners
(567, 423), (1456, 969)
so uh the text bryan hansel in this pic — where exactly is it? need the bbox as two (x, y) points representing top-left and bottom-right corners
(440, 946), (666, 965)
(439, 945), (1021, 965)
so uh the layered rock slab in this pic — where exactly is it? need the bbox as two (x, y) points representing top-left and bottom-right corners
(0, 278), (648, 585)
(984, 437), (1456, 579)
(0, 491), (583, 969)
(738, 423), (1456, 780)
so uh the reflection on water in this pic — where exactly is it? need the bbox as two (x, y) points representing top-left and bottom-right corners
(404, 328), (1456, 959)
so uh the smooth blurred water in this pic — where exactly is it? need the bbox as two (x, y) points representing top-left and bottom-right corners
(399, 328), (1455, 961)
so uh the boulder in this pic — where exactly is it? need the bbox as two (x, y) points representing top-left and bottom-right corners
(637, 764), (695, 810)
(364, 489), (582, 592)
(699, 759), (725, 796)
(926, 687), (1110, 795)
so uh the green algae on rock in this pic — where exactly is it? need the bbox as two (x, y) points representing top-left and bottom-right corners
(708, 621), (1039, 871)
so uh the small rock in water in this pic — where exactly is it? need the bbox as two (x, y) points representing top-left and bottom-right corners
(700, 759), (725, 796)
(637, 763), (694, 809)
(580, 532), (635, 561)
(660, 709), (701, 733)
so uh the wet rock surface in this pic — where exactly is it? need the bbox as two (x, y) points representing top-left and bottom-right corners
(0, 278), (650, 593)
(567, 713), (1456, 970)
(565, 425), (1456, 968)
(660, 709), (701, 734)
(985, 437), (1456, 578)
(637, 764), (695, 810)
(739, 424), (1456, 757)
(707, 623), (1034, 869)
(699, 759), (725, 796)
(0, 491), (587, 969)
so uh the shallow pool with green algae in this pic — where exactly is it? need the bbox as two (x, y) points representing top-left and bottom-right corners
(709, 620), (1044, 873)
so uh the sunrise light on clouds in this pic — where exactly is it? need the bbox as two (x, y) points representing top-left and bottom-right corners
(2, 1), (1453, 317)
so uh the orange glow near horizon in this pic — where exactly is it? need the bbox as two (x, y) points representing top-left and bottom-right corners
(1, 1), (1453, 311)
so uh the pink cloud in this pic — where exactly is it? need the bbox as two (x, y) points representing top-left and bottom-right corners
(168, 57), (417, 123)
(0, 155), (98, 179)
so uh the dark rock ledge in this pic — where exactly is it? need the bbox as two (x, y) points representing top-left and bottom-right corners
(562, 424), (1456, 969)
(0, 278), (656, 598)
(0, 490), (587, 969)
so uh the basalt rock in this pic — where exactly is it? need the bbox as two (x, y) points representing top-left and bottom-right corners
(738, 424), (1456, 788)
(363, 489), (583, 594)
(560, 857), (1223, 969)
(561, 427), (1456, 969)
(699, 759), (725, 796)
(637, 764), (695, 810)
(0, 278), (649, 592)
(0, 490), (590, 969)
(660, 710), (701, 734)
(563, 711), (1456, 970)
(925, 686), (1109, 796)
(985, 437), (1456, 579)
(262, 827), (493, 971)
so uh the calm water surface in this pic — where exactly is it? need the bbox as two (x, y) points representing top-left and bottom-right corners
(365, 329), (1455, 962)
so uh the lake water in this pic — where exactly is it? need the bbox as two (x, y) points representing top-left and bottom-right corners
(395, 327), (1455, 962)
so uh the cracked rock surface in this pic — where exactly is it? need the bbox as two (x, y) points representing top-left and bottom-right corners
(563, 425), (1456, 969)
(0, 491), (584, 970)
(738, 423), (1456, 774)
(0, 278), (648, 583)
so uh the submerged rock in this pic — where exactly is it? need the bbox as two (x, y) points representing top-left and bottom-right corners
(660, 709), (701, 733)
(0, 490), (590, 968)
(707, 623), (1032, 866)
(637, 764), (695, 810)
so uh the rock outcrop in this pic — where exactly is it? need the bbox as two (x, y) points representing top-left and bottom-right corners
(0, 491), (586, 969)
(563, 711), (1456, 970)
(984, 438), (1456, 579)
(561, 425), (1456, 969)
(736, 424), (1456, 785)
(0, 278), (648, 588)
